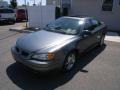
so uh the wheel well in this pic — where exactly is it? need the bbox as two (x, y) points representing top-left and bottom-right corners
(63, 49), (79, 62)
(73, 49), (78, 54)
(69, 49), (79, 57)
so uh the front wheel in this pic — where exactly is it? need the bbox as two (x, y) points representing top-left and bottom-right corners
(62, 52), (76, 72)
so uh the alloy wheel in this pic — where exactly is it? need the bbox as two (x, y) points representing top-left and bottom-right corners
(65, 53), (76, 71)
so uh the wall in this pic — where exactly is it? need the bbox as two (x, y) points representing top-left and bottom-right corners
(27, 5), (55, 28)
(46, 0), (71, 7)
(70, 0), (120, 31)
(46, 0), (61, 6)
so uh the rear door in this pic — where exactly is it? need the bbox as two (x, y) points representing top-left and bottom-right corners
(78, 19), (106, 53)
(90, 19), (105, 44)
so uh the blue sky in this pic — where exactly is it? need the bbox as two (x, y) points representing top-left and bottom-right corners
(4, 0), (46, 6)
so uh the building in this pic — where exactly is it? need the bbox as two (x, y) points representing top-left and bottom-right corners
(47, 0), (120, 31)
(0, 1), (9, 8)
(47, 0), (61, 7)
(47, 0), (71, 16)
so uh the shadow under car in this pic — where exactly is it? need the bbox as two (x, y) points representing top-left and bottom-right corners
(6, 45), (106, 90)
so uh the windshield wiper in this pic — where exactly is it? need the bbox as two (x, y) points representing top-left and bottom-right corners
(44, 26), (68, 34)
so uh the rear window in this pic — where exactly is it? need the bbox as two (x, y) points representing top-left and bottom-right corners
(0, 9), (14, 13)
(17, 9), (25, 13)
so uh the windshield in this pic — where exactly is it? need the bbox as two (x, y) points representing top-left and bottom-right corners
(17, 9), (25, 13)
(0, 9), (14, 13)
(44, 17), (85, 35)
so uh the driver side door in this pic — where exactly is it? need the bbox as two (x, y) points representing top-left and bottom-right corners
(77, 19), (96, 53)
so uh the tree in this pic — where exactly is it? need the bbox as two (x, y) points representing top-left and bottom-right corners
(10, 0), (17, 9)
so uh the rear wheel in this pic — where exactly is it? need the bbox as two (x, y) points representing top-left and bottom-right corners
(9, 20), (16, 24)
(62, 52), (76, 72)
(99, 35), (105, 46)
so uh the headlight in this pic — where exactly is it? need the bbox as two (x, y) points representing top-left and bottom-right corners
(32, 53), (55, 60)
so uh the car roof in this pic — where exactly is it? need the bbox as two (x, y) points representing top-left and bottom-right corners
(62, 16), (94, 20)
(0, 8), (13, 10)
(17, 9), (25, 10)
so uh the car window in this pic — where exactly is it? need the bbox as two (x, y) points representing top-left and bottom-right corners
(0, 9), (14, 13)
(84, 20), (93, 31)
(91, 19), (101, 29)
(84, 19), (101, 31)
(18, 9), (25, 13)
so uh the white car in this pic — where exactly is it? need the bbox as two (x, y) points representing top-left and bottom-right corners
(0, 8), (16, 24)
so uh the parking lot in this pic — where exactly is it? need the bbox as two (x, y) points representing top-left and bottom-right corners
(0, 24), (120, 90)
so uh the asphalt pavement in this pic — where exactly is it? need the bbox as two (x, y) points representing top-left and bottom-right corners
(0, 24), (120, 90)
(0, 23), (24, 40)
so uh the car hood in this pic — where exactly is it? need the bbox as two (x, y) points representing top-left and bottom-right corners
(16, 30), (77, 52)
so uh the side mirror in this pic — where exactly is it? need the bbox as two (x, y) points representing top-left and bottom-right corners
(82, 30), (92, 37)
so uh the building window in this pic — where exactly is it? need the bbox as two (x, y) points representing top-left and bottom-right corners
(102, 0), (113, 11)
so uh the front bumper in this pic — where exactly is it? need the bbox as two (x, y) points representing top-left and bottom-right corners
(0, 18), (15, 22)
(11, 47), (61, 72)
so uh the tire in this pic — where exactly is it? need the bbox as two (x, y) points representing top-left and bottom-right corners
(9, 20), (16, 25)
(62, 52), (76, 72)
(15, 61), (22, 65)
(11, 20), (16, 24)
(99, 35), (105, 46)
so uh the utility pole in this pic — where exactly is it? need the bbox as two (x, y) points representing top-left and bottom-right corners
(60, 0), (63, 16)
(33, 0), (36, 6)
(24, 0), (28, 27)
(40, 0), (43, 28)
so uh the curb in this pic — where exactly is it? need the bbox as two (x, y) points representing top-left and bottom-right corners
(9, 27), (40, 33)
(105, 32), (120, 43)
(107, 30), (120, 36)
(9, 28), (35, 33)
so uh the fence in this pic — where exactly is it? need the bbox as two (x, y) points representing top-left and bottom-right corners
(27, 5), (55, 28)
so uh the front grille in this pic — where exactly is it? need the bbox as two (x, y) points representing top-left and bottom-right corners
(15, 46), (29, 57)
